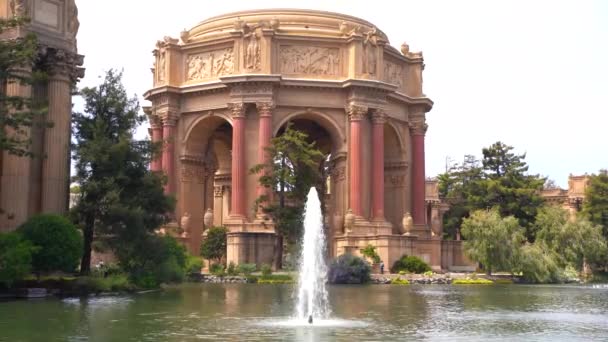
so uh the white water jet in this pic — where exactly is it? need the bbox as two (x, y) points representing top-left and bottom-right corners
(295, 187), (330, 321)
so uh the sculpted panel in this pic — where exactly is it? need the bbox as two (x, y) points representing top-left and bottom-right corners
(280, 46), (340, 76)
(383, 60), (404, 89)
(187, 48), (234, 81)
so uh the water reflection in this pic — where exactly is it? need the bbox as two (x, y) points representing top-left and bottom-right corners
(0, 284), (607, 341)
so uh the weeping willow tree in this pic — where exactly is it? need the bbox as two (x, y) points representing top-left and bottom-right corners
(250, 123), (324, 269)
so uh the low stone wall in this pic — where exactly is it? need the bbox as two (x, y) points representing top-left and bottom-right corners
(199, 275), (250, 284)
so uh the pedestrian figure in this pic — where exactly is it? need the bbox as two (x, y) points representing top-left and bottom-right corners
(380, 261), (385, 274)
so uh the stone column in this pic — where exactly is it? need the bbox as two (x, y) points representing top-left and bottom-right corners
(410, 112), (427, 225)
(41, 62), (72, 214)
(150, 114), (163, 172)
(1, 67), (34, 229)
(229, 103), (247, 217)
(256, 102), (274, 200)
(347, 104), (367, 217)
(371, 109), (386, 220)
(161, 114), (177, 195)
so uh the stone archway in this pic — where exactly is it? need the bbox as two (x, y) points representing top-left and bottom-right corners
(383, 122), (407, 232)
(179, 115), (233, 253)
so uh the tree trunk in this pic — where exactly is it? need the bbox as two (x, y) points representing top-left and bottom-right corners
(80, 214), (94, 275)
(274, 234), (283, 270)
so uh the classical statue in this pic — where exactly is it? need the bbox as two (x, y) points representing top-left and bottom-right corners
(9, 0), (27, 17)
(180, 212), (191, 238)
(362, 28), (378, 75)
(344, 209), (355, 235)
(203, 208), (214, 229)
(244, 29), (260, 70)
(67, 0), (80, 41)
(158, 50), (166, 82)
(402, 212), (413, 236)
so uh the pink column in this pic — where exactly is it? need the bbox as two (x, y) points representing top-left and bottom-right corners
(348, 105), (367, 216)
(371, 110), (386, 220)
(150, 115), (163, 172)
(229, 103), (247, 217)
(256, 102), (274, 200)
(162, 116), (177, 195)
(411, 117), (427, 225)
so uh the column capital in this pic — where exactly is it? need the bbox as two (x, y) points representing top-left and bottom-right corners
(255, 101), (275, 117)
(409, 114), (427, 135)
(346, 103), (368, 121)
(159, 111), (178, 126)
(42, 47), (85, 83)
(228, 102), (247, 119)
(371, 108), (388, 124)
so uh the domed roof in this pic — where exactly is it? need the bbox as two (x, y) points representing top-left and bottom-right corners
(186, 9), (389, 43)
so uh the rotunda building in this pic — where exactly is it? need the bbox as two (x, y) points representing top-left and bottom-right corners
(144, 9), (472, 270)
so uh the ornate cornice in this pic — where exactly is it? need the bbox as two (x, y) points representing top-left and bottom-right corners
(346, 103), (368, 121)
(40, 47), (85, 83)
(227, 102), (247, 118)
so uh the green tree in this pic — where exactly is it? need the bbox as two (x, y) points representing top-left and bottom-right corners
(438, 142), (545, 242)
(18, 214), (82, 274)
(71, 70), (174, 275)
(200, 226), (228, 265)
(250, 123), (324, 269)
(461, 208), (525, 275)
(583, 170), (608, 239)
(0, 16), (48, 157)
(0, 232), (36, 287)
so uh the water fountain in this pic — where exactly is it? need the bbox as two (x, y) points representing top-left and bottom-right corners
(295, 187), (330, 322)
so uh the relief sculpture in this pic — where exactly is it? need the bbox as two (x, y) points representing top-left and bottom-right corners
(280, 46), (340, 76)
(383, 60), (403, 88)
(187, 48), (234, 81)
(244, 29), (261, 71)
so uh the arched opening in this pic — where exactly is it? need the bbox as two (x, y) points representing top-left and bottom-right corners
(180, 115), (233, 253)
(383, 122), (406, 232)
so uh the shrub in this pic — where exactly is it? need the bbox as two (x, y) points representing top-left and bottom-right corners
(257, 274), (294, 284)
(238, 263), (257, 276)
(210, 263), (225, 276)
(261, 264), (272, 277)
(327, 254), (371, 284)
(513, 243), (561, 283)
(200, 226), (227, 264)
(226, 262), (238, 276)
(186, 255), (203, 274)
(391, 255), (431, 274)
(423, 270), (434, 277)
(0, 232), (36, 287)
(390, 277), (410, 285)
(398, 270), (406, 275)
(18, 214), (82, 274)
(360, 244), (381, 264)
(76, 274), (134, 292)
(452, 278), (494, 285)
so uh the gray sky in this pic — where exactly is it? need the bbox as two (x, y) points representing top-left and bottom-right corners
(75, 0), (607, 187)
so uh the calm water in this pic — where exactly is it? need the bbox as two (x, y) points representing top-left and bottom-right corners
(1, 284), (608, 341)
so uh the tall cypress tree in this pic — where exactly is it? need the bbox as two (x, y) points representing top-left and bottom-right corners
(71, 70), (173, 274)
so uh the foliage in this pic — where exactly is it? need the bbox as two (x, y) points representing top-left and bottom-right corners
(360, 244), (381, 264)
(76, 274), (135, 293)
(238, 263), (257, 276)
(250, 123), (325, 267)
(71, 70), (174, 274)
(186, 255), (203, 274)
(390, 255), (431, 274)
(0, 16), (50, 157)
(423, 270), (434, 277)
(452, 278), (494, 285)
(226, 261), (238, 276)
(461, 209), (525, 275)
(398, 270), (406, 275)
(535, 205), (608, 270)
(327, 254), (371, 284)
(209, 263), (225, 276)
(261, 264), (272, 277)
(248, 274), (295, 284)
(0, 232), (36, 287)
(117, 235), (187, 288)
(390, 277), (410, 285)
(513, 243), (561, 283)
(583, 170), (608, 240)
(200, 226), (227, 264)
(439, 142), (545, 241)
(18, 214), (82, 274)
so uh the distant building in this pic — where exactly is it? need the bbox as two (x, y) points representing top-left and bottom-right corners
(541, 174), (590, 218)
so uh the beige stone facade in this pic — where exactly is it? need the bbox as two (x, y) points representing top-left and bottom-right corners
(541, 174), (590, 218)
(0, 0), (83, 231)
(145, 9), (473, 271)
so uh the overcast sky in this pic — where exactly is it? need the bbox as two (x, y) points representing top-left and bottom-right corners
(75, 0), (607, 187)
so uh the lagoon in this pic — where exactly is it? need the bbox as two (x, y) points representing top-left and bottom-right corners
(1, 284), (607, 341)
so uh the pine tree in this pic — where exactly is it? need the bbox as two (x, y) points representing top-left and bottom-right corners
(71, 70), (174, 274)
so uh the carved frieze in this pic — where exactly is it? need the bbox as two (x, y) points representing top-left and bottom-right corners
(331, 166), (346, 182)
(387, 174), (405, 187)
(383, 60), (404, 88)
(280, 46), (340, 76)
(186, 48), (234, 81)
(181, 165), (206, 184)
